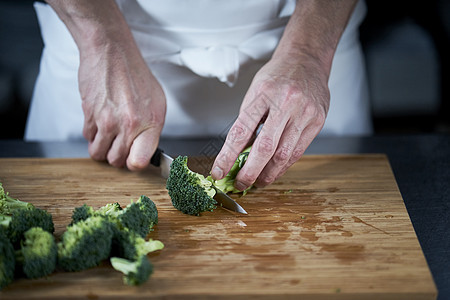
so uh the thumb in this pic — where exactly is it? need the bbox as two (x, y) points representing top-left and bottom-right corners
(126, 128), (161, 171)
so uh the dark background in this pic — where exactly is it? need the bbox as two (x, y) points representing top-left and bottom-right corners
(0, 0), (449, 139)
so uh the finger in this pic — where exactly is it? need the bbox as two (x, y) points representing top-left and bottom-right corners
(88, 130), (115, 162)
(106, 133), (131, 168)
(210, 96), (268, 180)
(126, 127), (161, 171)
(82, 117), (97, 143)
(275, 122), (324, 182)
(253, 121), (303, 188)
(233, 108), (289, 191)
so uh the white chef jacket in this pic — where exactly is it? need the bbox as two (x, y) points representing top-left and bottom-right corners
(25, 0), (372, 141)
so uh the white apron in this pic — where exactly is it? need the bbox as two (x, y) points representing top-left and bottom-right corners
(25, 0), (371, 141)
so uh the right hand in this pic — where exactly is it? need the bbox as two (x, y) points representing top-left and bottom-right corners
(78, 40), (166, 171)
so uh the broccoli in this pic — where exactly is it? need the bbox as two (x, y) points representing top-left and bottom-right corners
(57, 216), (113, 272)
(71, 197), (156, 238)
(166, 156), (217, 216)
(111, 227), (164, 260)
(207, 146), (252, 195)
(15, 227), (57, 279)
(70, 202), (122, 225)
(0, 183), (54, 245)
(0, 230), (15, 290)
(136, 195), (158, 229)
(110, 256), (153, 286)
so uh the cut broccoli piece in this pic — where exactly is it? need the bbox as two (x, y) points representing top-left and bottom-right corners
(15, 227), (57, 279)
(70, 204), (95, 225)
(71, 197), (155, 238)
(111, 227), (164, 260)
(0, 183), (33, 214)
(57, 216), (113, 272)
(0, 184), (54, 245)
(0, 230), (15, 290)
(110, 256), (153, 286)
(166, 156), (217, 215)
(208, 146), (252, 195)
(70, 202), (123, 225)
(136, 195), (158, 229)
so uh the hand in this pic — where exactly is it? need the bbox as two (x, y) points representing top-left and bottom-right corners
(211, 52), (330, 190)
(79, 42), (166, 171)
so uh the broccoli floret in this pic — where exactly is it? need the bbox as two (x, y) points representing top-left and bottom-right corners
(0, 230), (15, 290)
(115, 201), (152, 238)
(70, 204), (95, 225)
(70, 202), (123, 225)
(110, 256), (153, 286)
(0, 183), (34, 214)
(136, 195), (158, 229)
(208, 146), (252, 195)
(72, 198), (154, 238)
(111, 227), (164, 260)
(57, 216), (113, 272)
(15, 227), (57, 279)
(166, 156), (217, 215)
(0, 184), (54, 245)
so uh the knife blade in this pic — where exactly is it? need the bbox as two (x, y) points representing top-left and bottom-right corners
(150, 147), (247, 214)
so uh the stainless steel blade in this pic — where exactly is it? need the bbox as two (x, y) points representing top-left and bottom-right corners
(213, 187), (248, 214)
(160, 152), (173, 179)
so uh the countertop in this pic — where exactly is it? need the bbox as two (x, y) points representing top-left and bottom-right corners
(1, 134), (449, 299)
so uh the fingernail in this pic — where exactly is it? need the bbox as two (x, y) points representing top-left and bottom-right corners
(212, 166), (223, 179)
(235, 181), (247, 191)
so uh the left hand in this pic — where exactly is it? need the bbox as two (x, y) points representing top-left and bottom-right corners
(210, 52), (330, 190)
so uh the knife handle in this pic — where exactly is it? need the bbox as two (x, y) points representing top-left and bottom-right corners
(150, 147), (163, 167)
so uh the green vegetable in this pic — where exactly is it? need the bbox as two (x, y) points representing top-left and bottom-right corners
(57, 216), (113, 272)
(0, 230), (15, 290)
(15, 227), (57, 279)
(166, 156), (217, 216)
(207, 146), (252, 195)
(71, 196), (157, 238)
(0, 183), (54, 245)
(112, 227), (164, 260)
(110, 255), (153, 286)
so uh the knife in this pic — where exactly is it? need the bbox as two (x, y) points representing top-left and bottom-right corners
(150, 148), (247, 214)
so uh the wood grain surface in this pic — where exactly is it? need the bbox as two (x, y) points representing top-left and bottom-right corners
(0, 155), (437, 299)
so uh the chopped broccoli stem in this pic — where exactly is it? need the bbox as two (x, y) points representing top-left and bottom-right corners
(166, 156), (217, 216)
(208, 146), (252, 195)
(111, 227), (164, 260)
(15, 227), (57, 279)
(0, 183), (34, 215)
(110, 256), (153, 286)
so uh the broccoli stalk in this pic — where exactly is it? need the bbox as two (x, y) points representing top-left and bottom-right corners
(0, 230), (15, 290)
(0, 183), (34, 214)
(111, 227), (164, 260)
(110, 256), (153, 286)
(15, 227), (57, 279)
(166, 156), (217, 216)
(207, 146), (252, 195)
(0, 183), (54, 245)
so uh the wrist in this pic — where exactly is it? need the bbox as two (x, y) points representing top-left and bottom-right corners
(46, 0), (134, 55)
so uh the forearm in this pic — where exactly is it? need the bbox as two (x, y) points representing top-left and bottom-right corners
(45, 0), (135, 55)
(274, 0), (358, 75)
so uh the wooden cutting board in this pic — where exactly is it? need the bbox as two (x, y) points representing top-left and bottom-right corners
(0, 155), (436, 299)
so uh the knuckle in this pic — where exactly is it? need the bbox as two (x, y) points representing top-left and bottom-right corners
(238, 171), (257, 187)
(259, 175), (275, 187)
(273, 145), (292, 164)
(227, 121), (250, 144)
(290, 147), (305, 164)
(256, 135), (275, 156)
